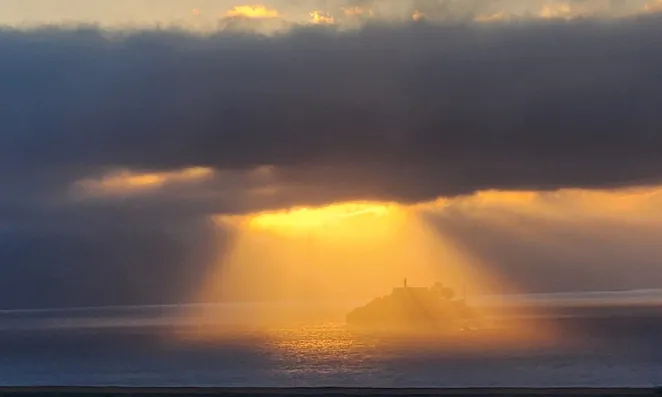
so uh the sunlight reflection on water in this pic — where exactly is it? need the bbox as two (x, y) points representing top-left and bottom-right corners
(1, 304), (661, 387)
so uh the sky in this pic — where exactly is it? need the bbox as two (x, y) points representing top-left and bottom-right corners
(2, 0), (662, 309)
(0, 0), (658, 28)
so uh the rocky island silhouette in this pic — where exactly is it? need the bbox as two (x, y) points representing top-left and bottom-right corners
(346, 279), (480, 334)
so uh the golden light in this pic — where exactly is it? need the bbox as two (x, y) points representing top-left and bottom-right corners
(191, 8), (200, 16)
(73, 166), (213, 198)
(173, 186), (662, 348)
(226, 5), (280, 19)
(200, 201), (465, 305)
(412, 10), (425, 21)
(309, 10), (335, 24)
(471, 190), (538, 206)
(342, 6), (372, 17)
(180, 195), (553, 346)
(453, 187), (662, 224)
(248, 202), (393, 233)
(474, 11), (510, 22)
(548, 187), (662, 218)
(644, 0), (662, 12)
(539, 2), (572, 19)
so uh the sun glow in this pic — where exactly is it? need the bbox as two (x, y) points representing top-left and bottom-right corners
(540, 2), (572, 19)
(226, 5), (280, 19)
(309, 10), (335, 24)
(248, 202), (395, 234)
(73, 167), (213, 198)
(412, 10), (425, 21)
(474, 11), (511, 22)
(645, 0), (662, 12)
(200, 201), (487, 303)
(178, 196), (553, 345)
(342, 6), (373, 17)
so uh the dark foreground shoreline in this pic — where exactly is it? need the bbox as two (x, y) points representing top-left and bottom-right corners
(0, 388), (659, 397)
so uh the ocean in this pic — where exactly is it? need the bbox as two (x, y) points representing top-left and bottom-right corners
(1, 292), (661, 388)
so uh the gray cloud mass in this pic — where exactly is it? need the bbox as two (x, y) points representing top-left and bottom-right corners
(4, 18), (662, 206)
(2, 15), (662, 308)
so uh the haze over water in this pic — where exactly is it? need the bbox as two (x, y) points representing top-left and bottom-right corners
(1, 290), (661, 387)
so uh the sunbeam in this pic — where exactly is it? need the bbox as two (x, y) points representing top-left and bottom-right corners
(179, 199), (554, 346)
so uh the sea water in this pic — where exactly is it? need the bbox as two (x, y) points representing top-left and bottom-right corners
(0, 298), (660, 387)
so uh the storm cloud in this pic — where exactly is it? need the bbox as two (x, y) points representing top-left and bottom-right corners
(2, 13), (662, 308)
(3, 17), (662, 209)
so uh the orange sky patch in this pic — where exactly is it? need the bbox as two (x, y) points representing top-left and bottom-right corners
(226, 5), (279, 19)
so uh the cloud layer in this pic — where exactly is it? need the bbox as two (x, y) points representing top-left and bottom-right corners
(4, 16), (662, 211)
(3, 13), (662, 308)
(0, 0), (657, 29)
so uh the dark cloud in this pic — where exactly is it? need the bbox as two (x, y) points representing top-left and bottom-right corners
(3, 17), (662, 210)
(2, 16), (662, 308)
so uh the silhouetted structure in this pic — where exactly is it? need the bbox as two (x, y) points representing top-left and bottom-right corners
(346, 280), (478, 333)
